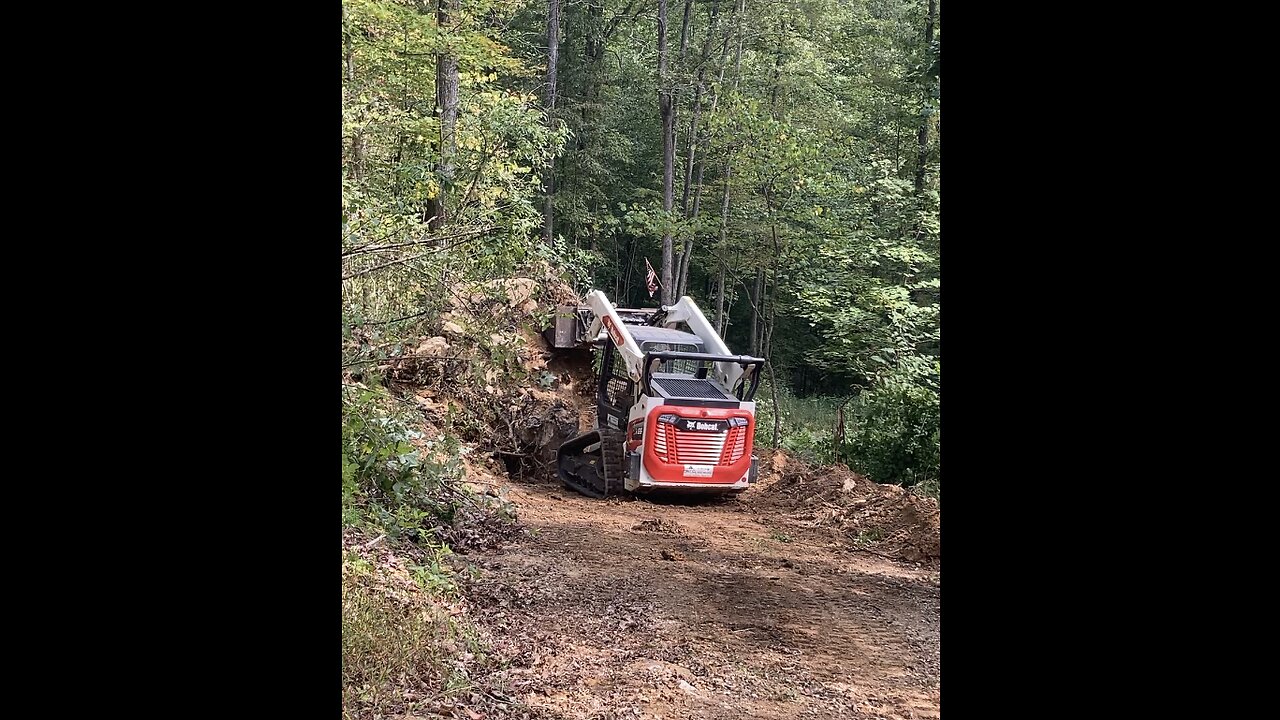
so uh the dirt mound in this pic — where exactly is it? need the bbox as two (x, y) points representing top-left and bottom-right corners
(631, 517), (685, 535)
(753, 452), (939, 564)
(382, 270), (596, 489)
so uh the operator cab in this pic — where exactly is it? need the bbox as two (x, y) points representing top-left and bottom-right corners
(628, 326), (736, 402)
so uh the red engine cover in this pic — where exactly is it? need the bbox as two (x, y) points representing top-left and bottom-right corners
(642, 405), (754, 484)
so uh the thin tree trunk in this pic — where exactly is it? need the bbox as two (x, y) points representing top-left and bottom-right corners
(679, 88), (702, 218)
(429, 0), (460, 232)
(714, 162), (732, 333)
(678, 0), (693, 60)
(711, 0), (744, 331)
(676, 230), (693, 298)
(769, 25), (783, 109)
(659, 0), (675, 304)
(750, 267), (762, 356)
(767, 359), (781, 447)
(344, 7), (364, 182)
(676, 0), (726, 298)
(672, 0), (693, 224)
(683, 0), (722, 217)
(394, 25), (411, 197)
(543, 0), (561, 244)
(915, 0), (937, 195)
(894, 114), (901, 176)
(754, 21), (782, 360)
(766, 216), (781, 447)
(765, 218), (779, 360)
(715, 258), (726, 335)
(623, 238), (637, 303)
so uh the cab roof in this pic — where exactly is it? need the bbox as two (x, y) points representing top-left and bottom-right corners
(626, 325), (704, 347)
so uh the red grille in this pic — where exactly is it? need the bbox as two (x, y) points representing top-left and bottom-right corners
(670, 427), (727, 464)
(652, 412), (752, 468)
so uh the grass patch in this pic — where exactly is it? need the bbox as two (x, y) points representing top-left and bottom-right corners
(341, 548), (482, 719)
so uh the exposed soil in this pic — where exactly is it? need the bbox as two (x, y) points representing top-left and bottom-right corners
(460, 472), (940, 720)
(752, 454), (940, 566)
(379, 294), (940, 719)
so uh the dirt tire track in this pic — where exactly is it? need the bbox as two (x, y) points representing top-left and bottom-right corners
(463, 481), (940, 719)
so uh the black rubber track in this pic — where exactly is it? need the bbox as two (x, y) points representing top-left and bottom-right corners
(557, 427), (626, 498)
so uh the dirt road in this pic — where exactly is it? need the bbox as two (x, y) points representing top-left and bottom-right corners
(463, 477), (940, 720)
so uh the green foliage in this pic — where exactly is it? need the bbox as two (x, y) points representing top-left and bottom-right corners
(408, 544), (459, 596)
(781, 427), (836, 466)
(752, 381), (841, 464)
(342, 382), (463, 542)
(754, 363), (939, 491)
(339, 0), (942, 501)
(840, 370), (939, 488)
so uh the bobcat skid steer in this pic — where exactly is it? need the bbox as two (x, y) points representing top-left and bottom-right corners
(545, 290), (765, 498)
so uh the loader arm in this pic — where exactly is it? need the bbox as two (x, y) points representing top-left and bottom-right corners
(660, 296), (749, 391)
(582, 290), (646, 382)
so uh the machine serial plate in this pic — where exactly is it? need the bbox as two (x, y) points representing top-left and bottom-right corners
(683, 464), (714, 477)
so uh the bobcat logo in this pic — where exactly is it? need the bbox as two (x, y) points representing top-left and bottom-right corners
(685, 420), (698, 430)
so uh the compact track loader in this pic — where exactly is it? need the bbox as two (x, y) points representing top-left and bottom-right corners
(545, 290), (765, 498)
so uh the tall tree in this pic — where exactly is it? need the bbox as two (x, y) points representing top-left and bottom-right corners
(676, 0), (729, 298)
(343, 4), (364, 182)
(914, 0), (937, 195)
(428, 0), (461, 232)
(543, 0), (561, 244)
(658, 0), (675, 304)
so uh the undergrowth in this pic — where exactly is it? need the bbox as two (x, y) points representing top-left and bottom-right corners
(342, 547), (483, 719)
(341, 379), (500, 719)
(754, 374), (940, 496)
(342, 380), (466, 543)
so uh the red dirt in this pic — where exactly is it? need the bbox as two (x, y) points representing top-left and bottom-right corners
(752, 454), (940, 566)
(461, 467), (940, 720)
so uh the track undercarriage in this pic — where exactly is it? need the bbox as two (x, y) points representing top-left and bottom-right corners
(556, 427), (625, 498)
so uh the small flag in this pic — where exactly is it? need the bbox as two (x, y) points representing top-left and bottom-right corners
(645, 257), (659, 298)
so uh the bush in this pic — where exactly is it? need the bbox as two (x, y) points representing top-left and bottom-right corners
(840, 377), (939, 488)
(342, 382), (464, 542)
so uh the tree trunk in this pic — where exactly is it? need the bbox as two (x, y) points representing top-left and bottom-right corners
(659, 0), (675, 304)
(676, 233), (693, 298)
(343, 6), (363, 182)
(766, 217), (781, 447)
(678, 0), (693, 60)
(715, 258), (726, 334)
(767, 358), (781, 448)
(543, 0), (561, 244)
(680, 0), (716, 220)
(711, 0), (744, 332)
(676, 0), (727, 299)
(749, 267), (763, 356)
(429, 0), (460, 232)
(915, 0), (937, 195)
(713, 162), (732, 333)
(673, 0), (693, 222)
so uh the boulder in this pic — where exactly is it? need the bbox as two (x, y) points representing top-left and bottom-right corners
(414, 336), (450, 356)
